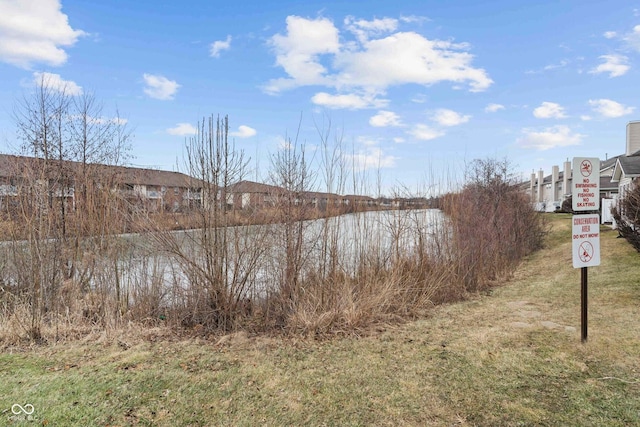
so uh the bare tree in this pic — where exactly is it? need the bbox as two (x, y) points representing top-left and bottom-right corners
(314, 114), (348, 306)
(8, 75), (133, 339)
(10, 74), (70, 337)
(155, 115), (264, 331)
(268, 133), (317, 315)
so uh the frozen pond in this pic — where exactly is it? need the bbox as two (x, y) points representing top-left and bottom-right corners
(0, 209), (447, 306)
(116, 209), (447, 298)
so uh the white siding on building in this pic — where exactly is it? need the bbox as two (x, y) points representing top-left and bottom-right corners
(626, 121), (640, 156)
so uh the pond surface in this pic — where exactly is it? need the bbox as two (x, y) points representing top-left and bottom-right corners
(117, 209), (447, 298)
(0, 209), (447, 304)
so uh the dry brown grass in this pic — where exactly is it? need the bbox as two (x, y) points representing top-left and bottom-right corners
(1, 214), (638, 426)
(0, 155), (546, 342)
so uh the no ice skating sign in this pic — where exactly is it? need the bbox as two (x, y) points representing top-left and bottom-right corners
(572, 157), (600, 212)
(572, 214), (600, 268)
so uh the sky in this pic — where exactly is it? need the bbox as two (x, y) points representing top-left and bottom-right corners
(1, 0), (639, 195)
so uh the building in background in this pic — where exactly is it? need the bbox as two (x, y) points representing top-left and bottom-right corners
(524, 121), (640, 223)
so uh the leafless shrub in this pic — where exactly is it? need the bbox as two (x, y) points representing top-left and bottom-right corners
(442, 158), (547, 292)
(612, 183), (640, 252)
(265, 137), (318, 324)
(0, 73), (135, 343)
(151, 115), (273, 332)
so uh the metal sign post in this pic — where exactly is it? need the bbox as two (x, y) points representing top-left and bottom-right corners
(581, 267), (587, 343)
(572, 214), (600, 343)
(571, 157), (600, 344)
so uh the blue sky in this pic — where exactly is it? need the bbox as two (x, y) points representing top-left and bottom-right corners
(1, 0), (639, 195)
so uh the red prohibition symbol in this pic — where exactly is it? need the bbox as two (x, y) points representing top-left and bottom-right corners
(580, 160), (592, 177)
(579, 241), (594, 263)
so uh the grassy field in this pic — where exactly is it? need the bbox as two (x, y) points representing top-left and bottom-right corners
(1, 213), (639, 426)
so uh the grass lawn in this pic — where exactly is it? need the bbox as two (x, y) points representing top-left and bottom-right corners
(1, 213), (639, 426)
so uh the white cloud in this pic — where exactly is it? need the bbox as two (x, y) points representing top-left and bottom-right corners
(485, 103), (505, 113)
(33, 71), (82, 95)
(589, 54), (629, 78)
(344, 146), (396, 171)
(369, 110), (402, 127)
(167, 123), (197, 136)
(264, 15), (492, 102)
(276, 136), (292, 150)
(311, 92), (388, 109)
(588, 99), (635, 118)
(525, 59), (569, 75)
(411, 94), (427, 104)
(70, 114), (127, 126)
(210, 35), (232, 58)
(356, 136), (380, 147)
(603, 31), (617, 39)
(544, 59), (569, 71)
(143, 73), (180, 100)
(622, 25), (640, 51)
(580, 115), (592, 121)
(393, 137), (405, 143)
(517, 125), (584, 150)
(344, 16), (398, 43)
(408, 124), (445, 141)
(230, 125), (257, 138)
(89, 116), (127, 125)
(0, 0), (85, 68)
(335, 32), (492, 93)
(399, 15), (430, 24)
(431, 108), (470, 126)
(533, 102), (567, 119)
(264, 16), (340, 94)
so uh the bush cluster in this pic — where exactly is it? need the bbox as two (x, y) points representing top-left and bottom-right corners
(441, 158), (547, 293)
(612, 184), (640, 252)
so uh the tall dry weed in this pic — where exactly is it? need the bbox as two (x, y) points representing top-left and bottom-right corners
(0, 102), (548, 343)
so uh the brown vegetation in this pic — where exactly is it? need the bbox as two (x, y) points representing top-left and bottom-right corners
(612, 182), (640, 252)
(440, 158), (548, 293)
(0, 96), (547, 343)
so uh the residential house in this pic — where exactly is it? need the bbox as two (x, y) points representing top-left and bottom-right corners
(599, 155), (622, 199)
(223, 180), (284, 209)
(522, 120), (640, 223)
(0, 154), (201, 213)
(224, 180), (350, 211)
(112, 165), (201, 212)
(526, 156), (620, 213)
(344, 194), (376, 209)
(303, 191), (344, 211)
(611, 121), (640, 217)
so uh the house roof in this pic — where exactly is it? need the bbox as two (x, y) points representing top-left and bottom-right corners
(600, 154), (622, 171)
(0, 154), (41, 177)
(226, 181), (347, 200)
(344, 194), (375, 201)
(600, 175), (618, 190)
(104, 164), (195, 187)
(611, 154), (640, 182)
(303, 191), (342, 199)
(226, 180), (285, 194)
(0, 154), (197, 188)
